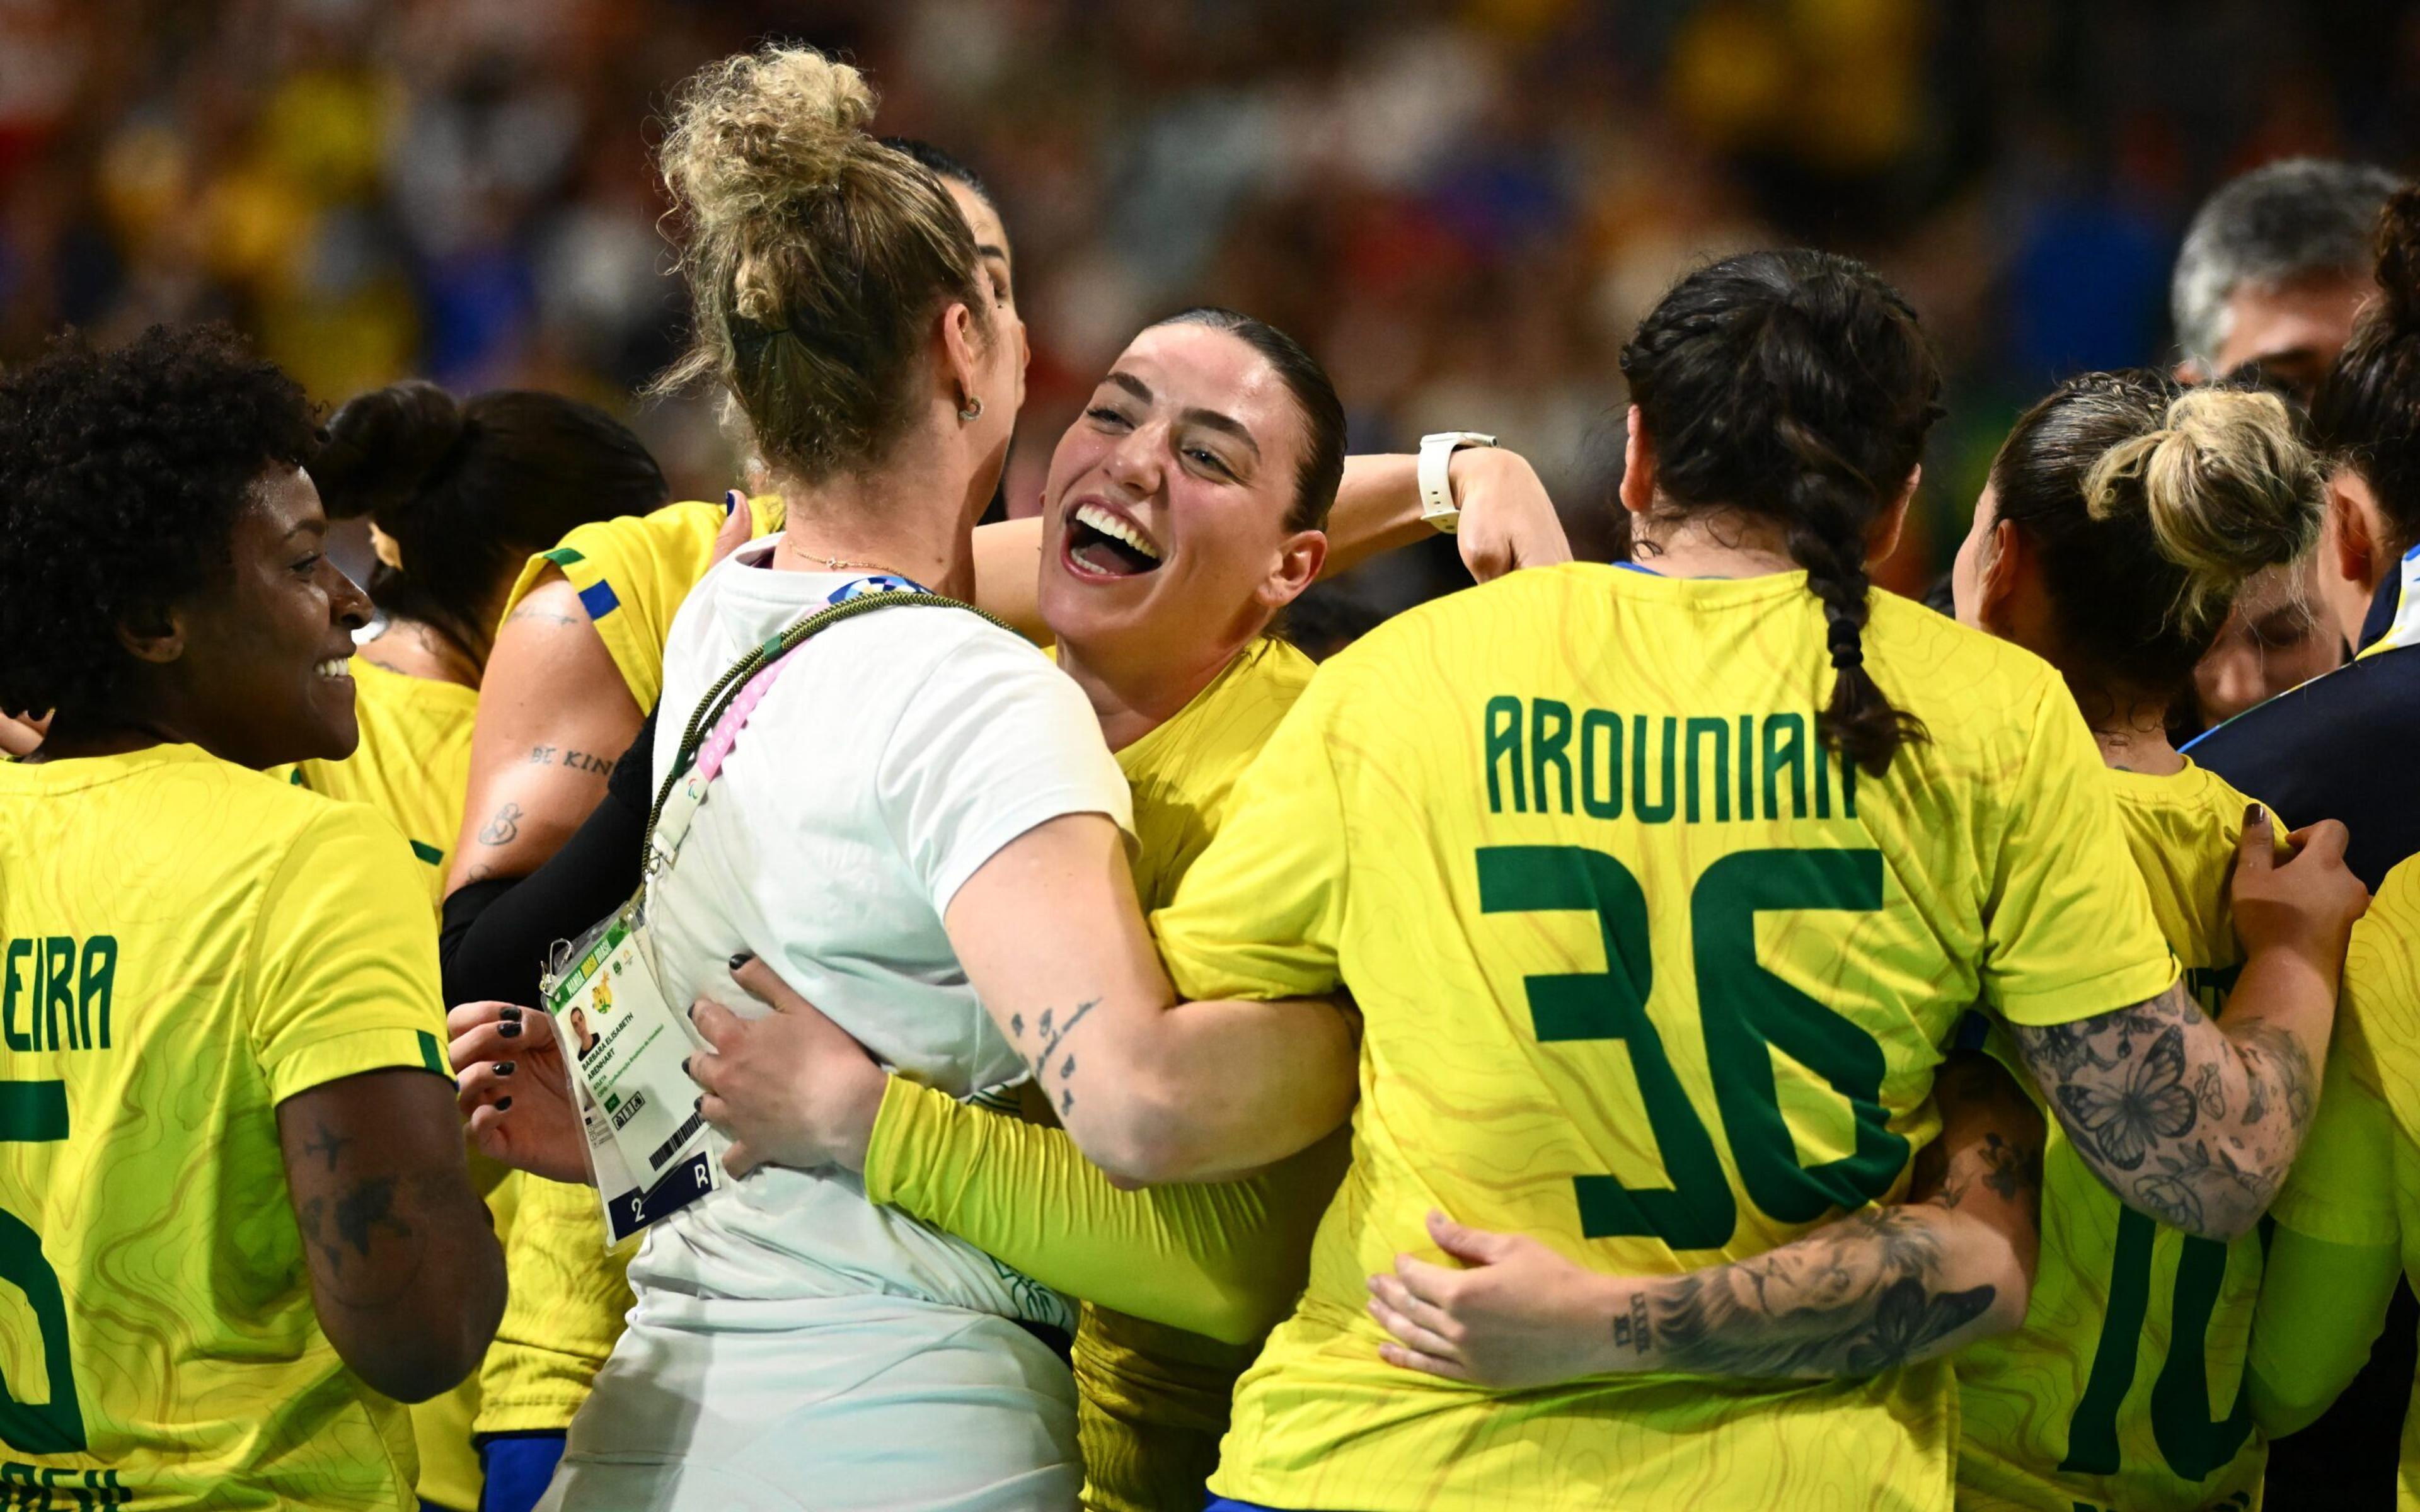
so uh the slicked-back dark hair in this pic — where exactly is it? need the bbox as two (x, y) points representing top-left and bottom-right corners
(1151, 306), (1345, 532)
(1618, 250), (1942, 776)
(0, 324), (319, 724)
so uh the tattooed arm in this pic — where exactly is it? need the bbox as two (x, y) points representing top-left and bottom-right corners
(939, 813), (1359, 1186)
(445, 572), (643, 896)
(277, 1068), (507, 1402)
(2006, 812), (2367, 1242)
(1368, 1051), (2044, 1386)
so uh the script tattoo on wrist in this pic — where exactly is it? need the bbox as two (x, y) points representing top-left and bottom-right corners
(1610, 1290), (1652, 1358)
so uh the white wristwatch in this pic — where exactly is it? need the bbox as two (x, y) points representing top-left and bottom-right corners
(1417, 432), (1496, 534)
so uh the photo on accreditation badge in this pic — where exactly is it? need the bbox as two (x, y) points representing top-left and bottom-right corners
(4, 6), (2414, 1512)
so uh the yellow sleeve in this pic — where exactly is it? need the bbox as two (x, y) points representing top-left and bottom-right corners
(1150, 669), (1351, 1002)
(2272, 1041), (2400, 1247)
(498, 496), (780, 716)
(248, 803), (448, 1101)
(2273, 890), (2420, 1248)
(473, 1173), (635, 1435)
(1980, 677), (2179, 1026)
(863, 1079), (1345, 1346)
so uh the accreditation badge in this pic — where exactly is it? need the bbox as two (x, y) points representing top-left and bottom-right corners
(543, 903), (722, 1247)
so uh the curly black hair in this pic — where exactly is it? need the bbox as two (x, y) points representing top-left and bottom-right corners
(0, 324), (320, 723)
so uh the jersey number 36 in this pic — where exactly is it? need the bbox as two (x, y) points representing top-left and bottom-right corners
(1479, 844), (1907, 1250)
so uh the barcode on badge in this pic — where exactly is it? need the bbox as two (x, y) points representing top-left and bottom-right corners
(648, 1109), (705, 1172)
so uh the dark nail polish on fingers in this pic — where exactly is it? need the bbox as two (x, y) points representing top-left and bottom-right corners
(499, 1022), (521, 1039)
(495, 1096), (514, 1112)
(495, 1062), (514, 1076)
(729, 952), (754, 971)
(500, 1005), (523, 1021)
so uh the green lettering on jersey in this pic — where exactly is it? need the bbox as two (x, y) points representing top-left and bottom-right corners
(1685, 717), (1731, 823)
(78, 937), (114, 1051)
(1692, 848), (1904, 1220)
(1632, 716), (1677, 823)
(1, 941), (28, 1053)
(1484, 696), (1525, 814)
(1478, 844), (1734, 1247)
(1530, 699), (1574, 815)
(40, 939), (72, 1055)
(1763, 714), (1808, 818)
(2061, 1206), (2157, 1474)
(1579, 709), (1623, 820)
(1737, 715), (1755, 821)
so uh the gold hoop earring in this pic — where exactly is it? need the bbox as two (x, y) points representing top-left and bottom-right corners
(959, 396), (984, 422)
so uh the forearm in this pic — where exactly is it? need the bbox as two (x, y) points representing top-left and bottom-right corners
(2248, 1222), (2399, 1436)
(1591, 1199), (2031, 1379)
(867, 1077), (1345, 1343)
(1054, 994), (1361, 1186)
(439, 713), (654, 1007)
(2016, 971), (2326, 1241)
(1322, 455), (1431, 576)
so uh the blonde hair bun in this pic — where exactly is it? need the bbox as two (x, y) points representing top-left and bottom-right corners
(648, 45), (987, 482)
(2082, 384), (2322, 627)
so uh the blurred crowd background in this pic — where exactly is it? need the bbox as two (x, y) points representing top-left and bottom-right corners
(5, 0), (2415, 612)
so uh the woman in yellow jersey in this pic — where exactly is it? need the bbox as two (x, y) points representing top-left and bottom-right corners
(0, 324), (504, 1509)
(1940, 375), (2327, 1512)
(1358, 372), (2339, 1512)
(294, 379), (672, 1512)
(1119, 251), (2355, 1511)
(441, 140), (1570, 1512)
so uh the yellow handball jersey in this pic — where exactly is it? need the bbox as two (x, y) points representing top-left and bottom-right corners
(2267, 859), (2420, 1511)
(0, 745), (450, 1509)
(292, 653), (502, 1510)
(499, 493), (784, 716)
(291, 656), (478, 909)
(1954, 762), (2270, 1512)
(1153, 563), (2179, 1512)
(1076, 636), (1318, 1512)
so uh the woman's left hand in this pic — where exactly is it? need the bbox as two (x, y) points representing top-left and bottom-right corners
(1449, 449), (1573, 583)
(688, 955), (889, 1178)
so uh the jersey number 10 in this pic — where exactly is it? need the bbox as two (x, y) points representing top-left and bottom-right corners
(0, 1079), (87, 1452)
(1478, 844), (1908, 1249)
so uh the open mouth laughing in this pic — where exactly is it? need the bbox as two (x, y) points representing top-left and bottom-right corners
(1064, 500), (1163, 579)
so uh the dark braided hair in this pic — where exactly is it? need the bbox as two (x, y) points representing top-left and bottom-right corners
(1618, 250), (1944, 776)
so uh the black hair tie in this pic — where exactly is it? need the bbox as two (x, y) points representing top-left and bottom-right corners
(1826, 615), (1863, 668)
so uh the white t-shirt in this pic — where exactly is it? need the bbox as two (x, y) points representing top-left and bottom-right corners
(628, 540), (1131, 1328)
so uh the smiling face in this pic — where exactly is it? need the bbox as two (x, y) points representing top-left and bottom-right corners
(151, 466), (373, 766)
(1037, 322), (1327, 677)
